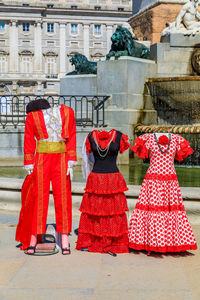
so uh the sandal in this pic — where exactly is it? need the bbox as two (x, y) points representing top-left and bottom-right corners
(62, 243), (71, 255)
(107, 251), (117, 257)
(24, 246), (36, 255)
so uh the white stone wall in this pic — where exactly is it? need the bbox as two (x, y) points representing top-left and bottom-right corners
(2, 0), (132, 11)
(0, 1), (132, 94)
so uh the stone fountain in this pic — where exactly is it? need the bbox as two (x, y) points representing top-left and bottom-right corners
(61, 17), (200, 165)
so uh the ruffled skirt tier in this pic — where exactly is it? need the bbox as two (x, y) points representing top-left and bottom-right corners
(128, 179), (197, 252)
(76, 172), (129, 253)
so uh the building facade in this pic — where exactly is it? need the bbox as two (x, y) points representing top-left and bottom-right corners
(0, 0), (132, 94)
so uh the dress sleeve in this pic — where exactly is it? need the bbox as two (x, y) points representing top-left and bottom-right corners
(131, 134), (149, 159)
(82, 135), (94, 179)
(85, 135), (92, 154)
(175, 135), (194, 161)
(65, 107), (77, 161)
(24, 113), (36, 166)
(119, 134), (131, 153)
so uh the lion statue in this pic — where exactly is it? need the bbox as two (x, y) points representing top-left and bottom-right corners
(106, 26), (150, 60)
(66, 53), (97, 75)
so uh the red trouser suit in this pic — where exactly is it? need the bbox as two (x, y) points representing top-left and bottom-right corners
(23, 105), (77, 236)
(31, 152), (72, 234)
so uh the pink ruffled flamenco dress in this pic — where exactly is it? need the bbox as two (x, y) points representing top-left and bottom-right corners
(128, 133), (197, 253)
(76, 129), (130, 254)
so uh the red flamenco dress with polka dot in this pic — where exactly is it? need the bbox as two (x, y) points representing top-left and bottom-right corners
(76, 129), (130, 253)
(128, 133), (197, 253)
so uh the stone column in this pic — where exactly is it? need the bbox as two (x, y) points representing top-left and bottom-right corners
(106, 24), (113, 53)
(34, 21), (42, 73)
(83, 24), (90, 59)
(36, 81), (43, 94)
(59, 22), (66, 76)
(9, 20), (19, 72)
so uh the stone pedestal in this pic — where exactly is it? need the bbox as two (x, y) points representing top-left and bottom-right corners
(60, 57), (157, 164)
(97, 57), (157, 163)
(151, 33), (200, 76)
(60, 74), (97, 95)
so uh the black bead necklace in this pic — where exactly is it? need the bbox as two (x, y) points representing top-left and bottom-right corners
(154, 133), (172, 154)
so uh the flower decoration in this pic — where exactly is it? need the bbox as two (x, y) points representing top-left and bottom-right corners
(158, 135), (169, 146)
(98, 131), (110, 140)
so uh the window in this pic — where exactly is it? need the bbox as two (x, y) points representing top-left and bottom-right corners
(70, 41), (79, 47)
(47, 23), (54, 33)
(47, 40), (55, 46)
(0, 40), (5, 45)
(22, 3), (29, 6)
(94, 25), (101, 35)
(22, 56), (31, 73)
(23, 23), (30, 32)
(47, 57), (56, 74)
(94, 42), (102, 47)
(0, 22), (5, 33)
(118, 7), (124, 11)
(71, 24), (78, 35)
(22, 40), (30, 45)
(0, 56), (6, 72)
(71, 6), (78, 9)
(47, 4), (54, 8)
(94, 6), (101, 10)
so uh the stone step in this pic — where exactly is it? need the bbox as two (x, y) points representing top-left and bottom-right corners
(0, 177), (200, 224)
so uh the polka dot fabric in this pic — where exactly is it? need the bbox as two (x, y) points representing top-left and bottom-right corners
(129, 133), (197, 253)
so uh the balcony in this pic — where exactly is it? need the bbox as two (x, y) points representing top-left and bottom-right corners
(45, 74), (58, 79)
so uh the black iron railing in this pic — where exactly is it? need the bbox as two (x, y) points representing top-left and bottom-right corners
(0, 95), (109, 129)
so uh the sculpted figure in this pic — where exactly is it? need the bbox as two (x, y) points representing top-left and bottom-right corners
(106, 26), (150, 60)
(162, 0), (200, 36)
(191, 48), (200, 73)
(66, 53), (97, 75)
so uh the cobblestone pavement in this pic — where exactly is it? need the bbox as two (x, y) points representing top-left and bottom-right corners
(0, 211), (200, 300)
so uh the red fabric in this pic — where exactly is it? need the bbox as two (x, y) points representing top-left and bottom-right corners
(119, 134), (131, 153)
(144, 173), (178, 181)
(158, 135), (169, 145)
(24, 113), (37, 165)
(128, 133), (197, 253)
(85, 136), (92, 154)
(15, 173), (35, 250)
(78, 213), (128, 237)
(135, 203), (185, 212)
(129, 242), (197, 253)
(80, 192), (128, 216)
(175, 140), (194, 162)
(85, 172), (128, 194)
(91, 129), (117, 149)
(76, 233), (129, 253)
(77, 169), (129, 253)
(61, 105), (77, 161)
(24, 105), (77, 165)
(131, 137), (149, 159)
(31, 152), (72, 235)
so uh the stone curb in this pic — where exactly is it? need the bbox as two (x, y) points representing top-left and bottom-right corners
(0, 177), (200, 224)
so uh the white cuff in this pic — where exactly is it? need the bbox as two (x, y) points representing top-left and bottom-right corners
(24, 164), (34, 170)
(68, 161), (78, 168)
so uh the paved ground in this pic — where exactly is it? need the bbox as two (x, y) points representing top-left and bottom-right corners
(0, 210), (200, 300)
